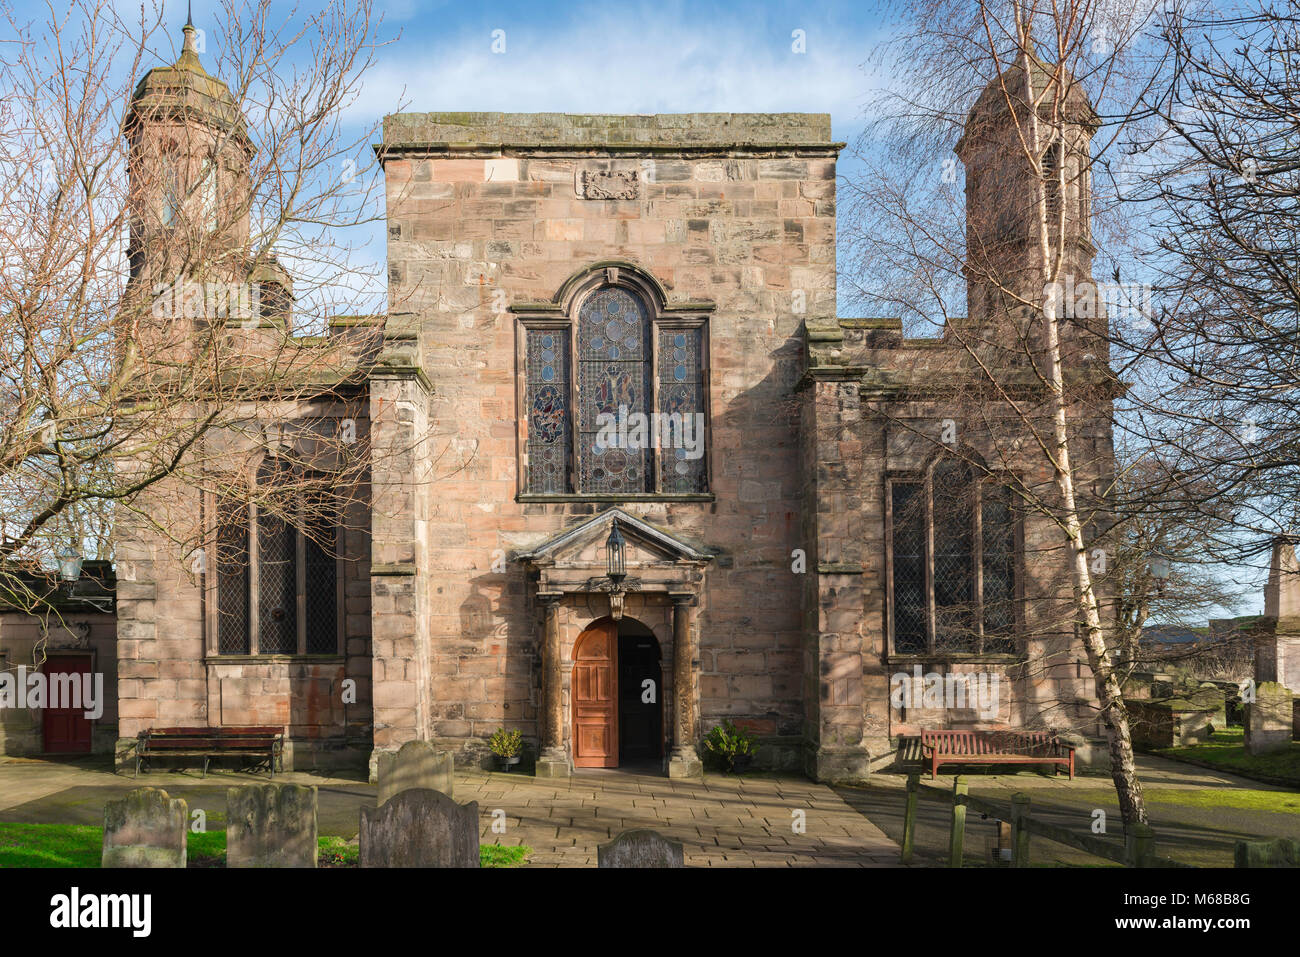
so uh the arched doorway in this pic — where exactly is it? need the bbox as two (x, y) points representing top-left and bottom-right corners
(572, 617), (663, 768)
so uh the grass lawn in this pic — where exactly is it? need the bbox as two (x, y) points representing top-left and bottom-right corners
(0, 822), (529, 868)
(1153, 728), (1300, 788)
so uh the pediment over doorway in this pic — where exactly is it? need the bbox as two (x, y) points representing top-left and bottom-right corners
(513, 507), (712, 596)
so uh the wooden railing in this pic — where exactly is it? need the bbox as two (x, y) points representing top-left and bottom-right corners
(898, 773), (1195, 868)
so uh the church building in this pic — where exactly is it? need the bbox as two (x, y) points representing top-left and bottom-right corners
(2, 24), (1114, 783)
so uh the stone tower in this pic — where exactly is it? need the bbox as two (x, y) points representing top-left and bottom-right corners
(123, 18), (252, 306)
(955, 58), (1102, 361)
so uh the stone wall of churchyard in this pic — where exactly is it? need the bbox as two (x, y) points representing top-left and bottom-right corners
(380, 112), (840, 765)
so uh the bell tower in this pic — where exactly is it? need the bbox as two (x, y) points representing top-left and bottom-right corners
(955, 58), (1101, 357)
(124, 14), (252, 304)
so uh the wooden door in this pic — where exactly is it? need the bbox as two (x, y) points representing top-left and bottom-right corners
(572, 620), (618, 768)
(43, 655), (94, 754)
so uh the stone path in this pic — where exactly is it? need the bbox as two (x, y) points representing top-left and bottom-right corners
(465, 767), (903, 867)
(0, 756), (901, 867)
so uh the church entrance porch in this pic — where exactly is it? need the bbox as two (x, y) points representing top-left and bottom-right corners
(516, 507), (711, 780)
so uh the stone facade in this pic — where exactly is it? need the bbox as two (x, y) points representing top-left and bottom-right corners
(91, 37), (1115, 783)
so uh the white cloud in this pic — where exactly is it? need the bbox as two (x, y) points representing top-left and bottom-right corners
(348, 8), (877, 138)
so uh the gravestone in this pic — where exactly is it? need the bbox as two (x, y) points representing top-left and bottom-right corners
(227, 783), (318, 868)
(376, 740), (455, 805)
(597, 829), (685, 868)
(1261, 540), (1300, 690)
(1235, 838), (1300, 867)
(1193, 683), (1228, 732)
(1244, 682), (1294, 755)
(102, 787), (187, 868)
(359, 788), (478, 867)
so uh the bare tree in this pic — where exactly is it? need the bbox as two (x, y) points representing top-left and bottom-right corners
(0, 0), (390, 631)
(840, 0), (1205, 825)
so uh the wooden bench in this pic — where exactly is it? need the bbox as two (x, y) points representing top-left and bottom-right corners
(135, 727), (284, 778)
(919, 730), (1074, 781)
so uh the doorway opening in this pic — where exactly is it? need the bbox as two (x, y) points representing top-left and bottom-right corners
(571, 616), (663, 769)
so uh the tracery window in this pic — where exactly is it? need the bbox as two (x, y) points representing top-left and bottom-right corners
(523, 279), (708, 495)
(214, 459), (341, 656)
(889, 457), (1017, 655)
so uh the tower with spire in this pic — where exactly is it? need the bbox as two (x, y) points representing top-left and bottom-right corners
(123, 13), (254, 308)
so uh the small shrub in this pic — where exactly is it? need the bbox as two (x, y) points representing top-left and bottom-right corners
(703, 720), (759, 772)
(487, 728), (524, 758)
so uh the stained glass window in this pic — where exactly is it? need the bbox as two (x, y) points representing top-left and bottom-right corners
(523, 281), (709, 495)
(889, 460), (1017, 655)
(577, 287), (652, 494)
(525, 329), (570, 493)
(658, 328), (707, 492)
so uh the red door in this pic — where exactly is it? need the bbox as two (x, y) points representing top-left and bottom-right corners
(43, 655), (94, 754)
(572, 621), (618, 768)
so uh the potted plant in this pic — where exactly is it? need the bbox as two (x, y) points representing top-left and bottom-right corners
(703, 720), (759, 773)
(487, 728), (524, 771)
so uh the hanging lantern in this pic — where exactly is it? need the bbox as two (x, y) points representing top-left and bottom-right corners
(606, 519), (627, 585)
(57, 546), (84, 584)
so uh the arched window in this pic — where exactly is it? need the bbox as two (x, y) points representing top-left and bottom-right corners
(578, 287), (652, 494)
(214, 458), (341, 656)
(889, 456), (1016, 655)
(523, 276), (708, 496)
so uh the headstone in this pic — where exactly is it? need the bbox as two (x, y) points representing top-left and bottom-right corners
(227, 783), (318, 868)
(102, 787), (187, 868)
(359, 788), (478, 868)
(1235, 838), (1300, 868)
(1244, 682), (1294, 755)
(376, 740), (455, 805)
(1193, 683), (1228, 732)
(597, 829), (685, 868)
(1261, 540), (1300, 690)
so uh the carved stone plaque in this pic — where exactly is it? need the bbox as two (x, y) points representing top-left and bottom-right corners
(578, 169), (639, 200)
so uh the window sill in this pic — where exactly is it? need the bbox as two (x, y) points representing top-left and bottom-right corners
(887, 653), (1025, 666)
(518, 493), (715, 504)
(206, 655), (345, 664)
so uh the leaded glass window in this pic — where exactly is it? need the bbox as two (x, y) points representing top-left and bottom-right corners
(578, 287), (653, 494)
(523, 280), (709, 495)
(657, 328), (707, 492)
(889, 459), (1017, 655)
(891, 483), (927, 654)
(216, 497), (249, 654)
(525, 329), (570, 494)
(213, 462), (341, 656)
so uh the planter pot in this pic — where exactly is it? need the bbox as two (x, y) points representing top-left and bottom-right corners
(730, 754), (754, 774)
(498, 755), (522, 772)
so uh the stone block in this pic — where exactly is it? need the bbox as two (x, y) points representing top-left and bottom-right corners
(598, 829), (684, 868)
(376, 739), (455, 804)
(102, 787), (187, 868)
(359, 788), (479, 868)
(1245, 682), (1294, 755)
(227, 783), (318, 868)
